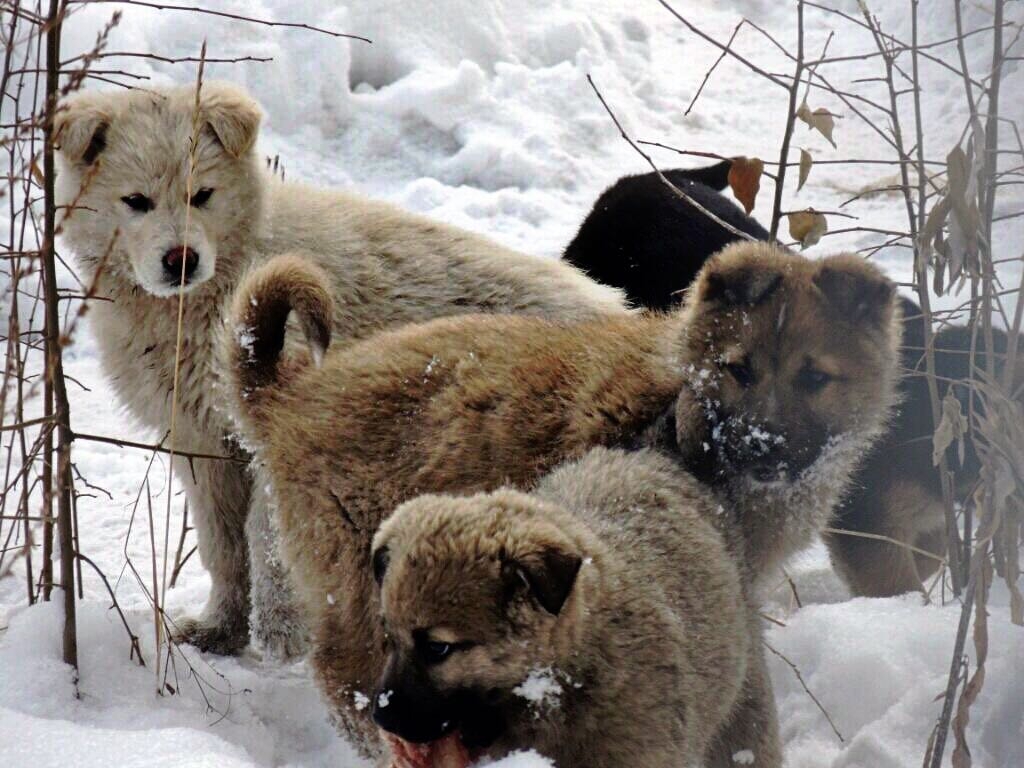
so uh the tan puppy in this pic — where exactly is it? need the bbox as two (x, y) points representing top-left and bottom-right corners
(54, 82), (627, 656)
(370, 448), (761, 768)
(223, 241), (902, 753)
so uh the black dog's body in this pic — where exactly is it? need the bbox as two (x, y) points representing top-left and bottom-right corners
(566, 161), (1018, 596)
(563, 161), (769, 310)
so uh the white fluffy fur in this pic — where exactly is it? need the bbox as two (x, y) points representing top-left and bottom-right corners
(56, 82), (628, 656)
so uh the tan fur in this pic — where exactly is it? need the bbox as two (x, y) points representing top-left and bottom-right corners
(372, 448), (767, 767)
(224, 241), (902, 754)
(55, 83), (628, 656)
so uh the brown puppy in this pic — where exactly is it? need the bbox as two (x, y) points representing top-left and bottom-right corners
(370, 448), (762, 768)
(222, 241), (902, 754)
(826, 318), (1024, 596)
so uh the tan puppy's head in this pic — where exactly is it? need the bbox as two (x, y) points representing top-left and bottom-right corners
(677, 241), (902, 490)
(55, 82), (263, 297)
(369, 491), (587, 760)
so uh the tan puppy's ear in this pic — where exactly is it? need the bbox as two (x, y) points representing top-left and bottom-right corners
(699, 262), (784, 308)
(814, 255), (896, 327)
(54, 95), (111, 165)
(200, 83), (262, 158)
(507, 548), (582, 616)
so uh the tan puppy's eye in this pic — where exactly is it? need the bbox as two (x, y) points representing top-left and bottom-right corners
(423, 640), (452, 664)
(414, 631), (476, 665)
(797, 367), (832, 392)
(725, 360), (755, 388)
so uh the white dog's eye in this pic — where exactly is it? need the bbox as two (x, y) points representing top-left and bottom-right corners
(189, 188), (214, 208)
(121, 193), (153, 213)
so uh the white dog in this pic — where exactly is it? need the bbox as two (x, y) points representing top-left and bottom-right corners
(55, 82), (628, 657)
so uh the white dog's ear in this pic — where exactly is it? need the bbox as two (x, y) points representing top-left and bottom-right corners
(200, 83), (262, 158)
(54, 95), (111, 165)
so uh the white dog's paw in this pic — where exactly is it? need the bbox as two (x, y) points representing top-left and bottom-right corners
(172, 615), (249, 656)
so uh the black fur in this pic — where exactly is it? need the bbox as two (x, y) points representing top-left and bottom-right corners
(563, 160), (769, 311)
(373, 651), (505, 748)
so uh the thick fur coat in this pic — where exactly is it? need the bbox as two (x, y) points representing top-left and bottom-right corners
(563, 169), (1023, 597)
(371, 447), (768, 768)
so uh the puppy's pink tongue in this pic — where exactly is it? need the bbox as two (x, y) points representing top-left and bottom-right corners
(384, 732), (470, 768)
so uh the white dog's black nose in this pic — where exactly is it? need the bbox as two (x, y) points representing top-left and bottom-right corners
(162, 246), (200, 282)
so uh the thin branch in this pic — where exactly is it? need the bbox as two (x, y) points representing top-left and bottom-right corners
(68, 0), (372, 43)
(586, 75), (756, 242)
(763, 639), (844, 743)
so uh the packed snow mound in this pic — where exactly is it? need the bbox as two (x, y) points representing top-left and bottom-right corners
(0, 709), (256, 768)
(766, 597), (1024, 768)
(56, 0), (664, 256)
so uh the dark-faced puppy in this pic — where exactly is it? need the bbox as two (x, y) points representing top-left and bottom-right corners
(563, 160), (769, 311)
(668, 245), (903, 581)
(370, 448), (756, 768)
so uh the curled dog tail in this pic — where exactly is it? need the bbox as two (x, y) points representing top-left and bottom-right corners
(228, 253), (333, 405)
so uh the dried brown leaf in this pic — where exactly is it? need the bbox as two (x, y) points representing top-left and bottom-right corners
(728, 156), (764, 214)
(933, 392), (968, 467)
(787, 209), (827, 249)
(796, 102), (837, 148)
(31, 159), (45, 187)
(797, 148), (812, 192)
(945, 146), (980, 283)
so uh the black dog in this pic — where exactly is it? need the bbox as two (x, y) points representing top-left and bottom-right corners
(568, 160), (1020, 596)
(563, 160), (768, 311)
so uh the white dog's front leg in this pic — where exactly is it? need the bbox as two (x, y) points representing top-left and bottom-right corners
(172, 456), (251, 655)
(247, 470), (309, 659)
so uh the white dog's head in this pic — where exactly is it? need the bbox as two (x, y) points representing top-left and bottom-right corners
(55, 82), (263, 297)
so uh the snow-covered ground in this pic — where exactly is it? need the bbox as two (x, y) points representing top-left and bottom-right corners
(1, 1), (1022, 767)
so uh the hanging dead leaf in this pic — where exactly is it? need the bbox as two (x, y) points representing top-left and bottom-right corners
(787, 209), (827, 249)
(945, 146), (980, 283)
(796, 102), (837, 148)
(31, 158), (45, 187)
(728, 156), (764, 214)
(921, 194), (953, 295)
(946, 146), (969, 199)
(933, 391), (968, 467)
(797, 148), (812, 192)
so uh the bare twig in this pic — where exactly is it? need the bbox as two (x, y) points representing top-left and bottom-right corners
(69, 0), (372, 42)
(763, 639), (844, 743)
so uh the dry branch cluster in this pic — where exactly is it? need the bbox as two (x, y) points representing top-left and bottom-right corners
(0, 1), (1021, 766)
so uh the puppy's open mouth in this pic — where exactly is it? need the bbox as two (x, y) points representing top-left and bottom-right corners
(384, 730), (481, 768)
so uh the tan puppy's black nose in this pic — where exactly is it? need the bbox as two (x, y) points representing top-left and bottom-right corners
(162, 246), (199, 281)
